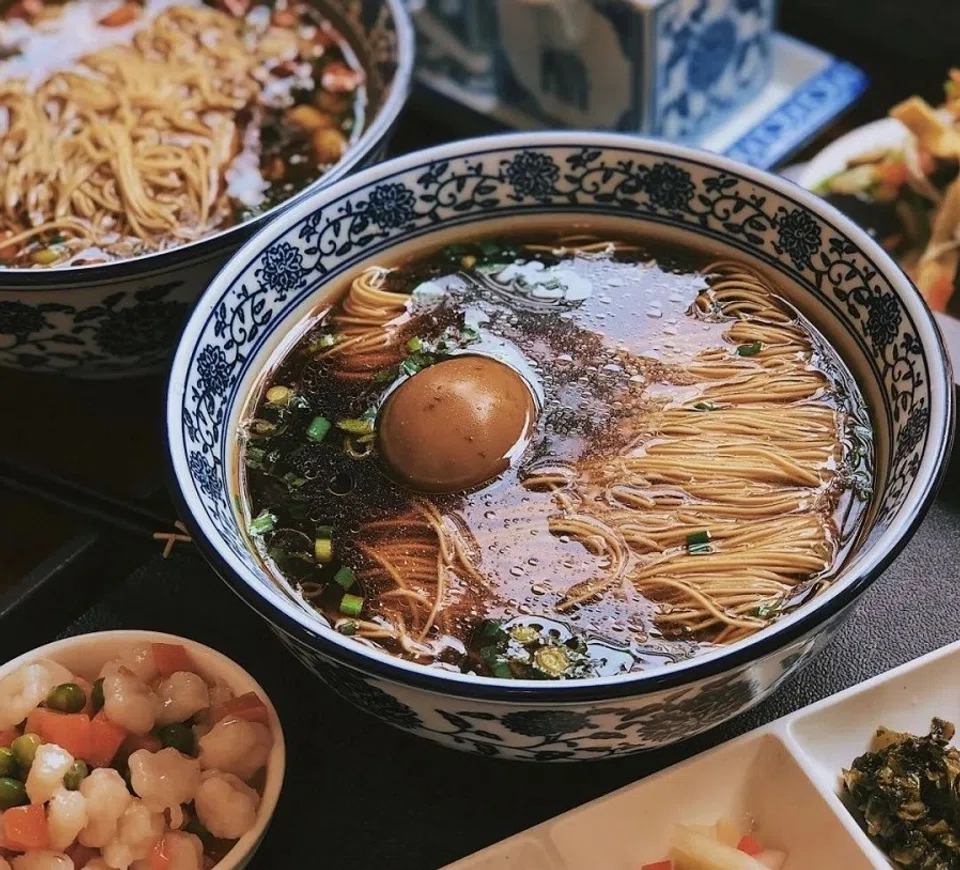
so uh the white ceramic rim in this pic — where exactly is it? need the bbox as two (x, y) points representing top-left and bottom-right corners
(0, 630), (286, 869)
(166, 130), (953, 699)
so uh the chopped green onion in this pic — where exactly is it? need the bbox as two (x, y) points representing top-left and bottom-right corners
(373, 365), (399, 383)
(687, 542), (713, 556)
(737, 341), (762, 357)
(316, 524), (333, 537)
(399, 355), (431, 377)
(692, 401), (717, 412)
(755, 603), (779, 619)
(489, 660), (514, 679)
(306, 416), (331, 442)
(248, 510), (276, 535)
(338, 621), (357, 636)
(333, 566), (356, 590)
(405, 336), (423, 353)
(477, 619), (506, 643)
(265, 385), (292, 405)
(245, 446), (266, 468)
(313, 538), (332, 563)
(686, 530), (711, 547)
(282, 471), (306, 488)
(339, 593), (364, 618)
(337, 418), (374, 435)
(461, 326), (481, 344)
(344, 437), (373, 460)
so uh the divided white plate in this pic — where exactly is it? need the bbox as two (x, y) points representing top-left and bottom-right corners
(417, 33), (868, 170)
(442, 640), (960, 869)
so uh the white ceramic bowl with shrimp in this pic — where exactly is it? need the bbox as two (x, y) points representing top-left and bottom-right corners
(0, 630), (285, 870)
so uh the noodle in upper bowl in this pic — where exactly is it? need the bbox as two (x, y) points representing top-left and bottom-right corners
(0, 0), (368, 267)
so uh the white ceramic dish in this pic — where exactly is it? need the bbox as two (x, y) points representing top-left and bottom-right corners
(0, 630), (286, 870)
(442, 638), (960, 869)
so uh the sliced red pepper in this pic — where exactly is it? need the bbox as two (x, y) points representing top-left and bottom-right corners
(151, 643), (195, 678)
(737, 834), (764, 857)
(210, 691), (270, 726)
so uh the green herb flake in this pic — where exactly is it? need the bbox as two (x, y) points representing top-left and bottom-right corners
(339, 593), (364, 618)
(692, 401), (717, 412)
(687, 542), (713, 556)
(338, 621), (357, 636)
(373, 366), (399, 383)
(333, 566), (356, 590)
(405, 336), (423, 353)
(245, 446), (266, 469)
(248, 510), (277, 536)
(685, 530), (711, 547)
(736, 341), (762, 357)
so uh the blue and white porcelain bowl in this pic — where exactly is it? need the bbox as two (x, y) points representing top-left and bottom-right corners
(167, 132), (953, 760)
(0, 0), (413, 378)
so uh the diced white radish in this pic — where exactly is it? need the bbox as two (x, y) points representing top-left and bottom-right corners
(757, 850), (786, 870)
(672, 827), (768, 870)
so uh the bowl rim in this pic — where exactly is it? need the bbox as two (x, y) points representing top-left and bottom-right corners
(1, 0), (415, 290)
(166, 130), (956, 702)
(0, 629), (286, 869)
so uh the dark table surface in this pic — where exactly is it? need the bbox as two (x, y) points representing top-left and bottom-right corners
(4, 10), (960, 869)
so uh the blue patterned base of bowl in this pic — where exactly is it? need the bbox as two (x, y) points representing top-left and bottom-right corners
(415, 32), (867, 171)
(168, 133), (951, 760)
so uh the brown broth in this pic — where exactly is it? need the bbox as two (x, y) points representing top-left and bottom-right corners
(240, 236), (874, 680)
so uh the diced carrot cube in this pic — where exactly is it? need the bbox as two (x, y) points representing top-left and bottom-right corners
(210, 691), (269, 726)
(3, 804), (49, 851)
(24, 709), (91, 760)
(86, 711), (128, 767)
(737, 834), (765, 857)
(151, 643), (195, 678)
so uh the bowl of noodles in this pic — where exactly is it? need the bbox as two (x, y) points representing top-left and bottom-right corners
(0, 0), (413, 377)
(166, 132), (954, 760)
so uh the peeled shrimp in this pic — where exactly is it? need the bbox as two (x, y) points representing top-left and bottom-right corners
(197, 717), (272, 780)
(78, 769), (133, 848)
(99, 646), (158, 684)
(48, 788), (88, 851)
(155, 673), (209, 727)
(101, 799), (164, 870)
(127, 748), (200, 815)
(26, 743), (75, 805)
(129, 832), (203, 870)
(0, 660), (74, 730)
(193, 770), (260, 840)
(11, 855), (74, 870)
(101, 671), (160, 736)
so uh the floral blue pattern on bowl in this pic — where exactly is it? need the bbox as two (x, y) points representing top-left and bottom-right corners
(167, 132), (953, 760)
(411, 0), (775, 140)
(0, 0), (414, 378)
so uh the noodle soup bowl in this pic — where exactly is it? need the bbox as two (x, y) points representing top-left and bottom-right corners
(167, 132), (953, 760)
(0, 0), (413, 378)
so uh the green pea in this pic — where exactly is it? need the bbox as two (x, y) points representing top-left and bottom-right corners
(46, 682), (87, 714)
(0, 777), (27, 810)
(157, 724), (195, 756)
(0, 747), (16, 778)
(91, 678), (105, 713)
(63, 760), (89, 791)
(11, 733), (42, 770)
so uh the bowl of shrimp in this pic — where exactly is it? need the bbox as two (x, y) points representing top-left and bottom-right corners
(0, 630), (284, 870)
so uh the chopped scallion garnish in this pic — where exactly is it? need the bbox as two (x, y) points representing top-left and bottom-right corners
(373, 366), (399, 383)
(245, 446), (265, 468)
(306, 416), (331, 442)
(339, 593), (364, 618)
(337, 418), (374, 435)
(281, 471), (306, 488)
(405, 336), (423, 353)
(338, 621), (357, 636)
(316, 334), (338, 348)
(692, 401), (717, 412)
(313, 538), (332, 563)
(316, 524), (333, 537)
(686, 530), (711, 547)
(687, 542), (713, 556)
(265, 385), (292, 406)
(248, 510), (276, 536)
(737, 341), (762, 357)
(333, 566), (356, 590)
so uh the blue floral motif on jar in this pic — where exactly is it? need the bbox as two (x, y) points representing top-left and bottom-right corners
(0, 301), (48, 337)
(503, 151), (560, 201)
(687, 18), (737, 92)
(92, 301), (188, 358)
(365, 182), (417, 229)
(196, 345), (231, 397)
(501, 709), (592, 738)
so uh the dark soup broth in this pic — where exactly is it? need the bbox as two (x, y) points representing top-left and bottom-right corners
(240, 233), (874, 680)
(0, 0), (366, 267)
